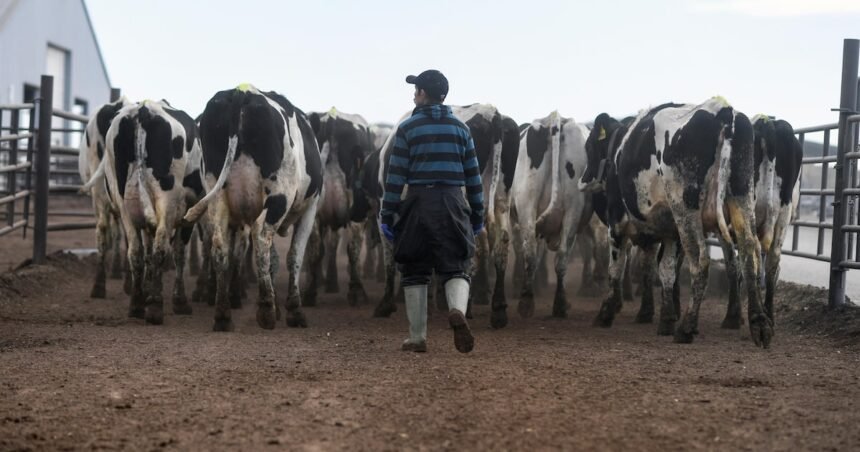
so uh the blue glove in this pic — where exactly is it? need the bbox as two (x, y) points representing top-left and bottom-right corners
(380, 223), (395, 242)
(472, 222), (484, 236)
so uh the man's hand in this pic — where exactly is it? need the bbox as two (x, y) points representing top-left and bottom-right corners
(472, 222), (484, 236)
(381, 223), (395, 242)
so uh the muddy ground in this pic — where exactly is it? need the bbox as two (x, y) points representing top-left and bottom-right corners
(1, 226), (860, 451)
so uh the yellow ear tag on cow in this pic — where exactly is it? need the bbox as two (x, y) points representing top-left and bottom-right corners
(236, 83), (253, 92)
(598, 127), (607, 141)
(328, 107), (338, 118)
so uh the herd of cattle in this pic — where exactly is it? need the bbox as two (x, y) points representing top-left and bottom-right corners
(77, 85), (802, 348)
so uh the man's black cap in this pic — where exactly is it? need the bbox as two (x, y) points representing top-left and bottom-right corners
(405, 70), (449, 98)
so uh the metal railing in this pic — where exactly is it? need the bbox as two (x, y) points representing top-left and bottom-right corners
(0, 103), (35, 238)
(1, 75), (120, 263)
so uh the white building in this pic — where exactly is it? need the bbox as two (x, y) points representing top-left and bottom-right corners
(0, 0), (111, 119)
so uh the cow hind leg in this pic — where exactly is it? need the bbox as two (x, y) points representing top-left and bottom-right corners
(347, 222), (368, 306)
(551, 237), (573, 319)
(210, 200), (235, 332)
(125, 225), (146, 319)
(228, 228), (249, 309)
(470, 231), (491, 305)
(90, 209), (110, 298)
(577, 232), (598, 297)
(634, 244), (658, 324)
(720, 239), (743, 329)
(490, 214), (511, 329)
(593, 233), (626, 328)
(324, 228), (341, 293)
(253, 220), (278, 330)
(284, 199), (318, 328)
(656, 240), (681, 336)
(188, 226), (200, 276)
(672, 214), (709, 344)
(372, 241), (398, 317)
(728, 200), (770, 347)
(765, 206), (791, 322)
(171, 225), (193, 315)
(303, 224), (322, 307)
(144, 222), (173, 326)
(517, 226), (538, 319)
(109, 214), (124, 280)
(192, 226), (212, 304)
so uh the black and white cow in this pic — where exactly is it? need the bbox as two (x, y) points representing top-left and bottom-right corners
(491, 112), (591, 328)
(79, 97), (133, 298)
(719, 115), (802, 329)
(87, 100), (202, 324)
(305, 108), (374, 306)
(183, 84), (322, 331)
(580, 98), (771, 346)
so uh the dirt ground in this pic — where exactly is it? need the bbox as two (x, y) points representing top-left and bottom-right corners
(1, 225), (860, 451)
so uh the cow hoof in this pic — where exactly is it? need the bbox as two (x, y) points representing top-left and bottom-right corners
(109, 265), (123, 280)
(145, 306), (164, 325)
(749, 314), (774, 349)
(673, 318), (697, 343)
(490, 309), (508, 329)
(173, 301), (193, 315)
(517, 297), (535, 318)
(90, 284), (106, 299)
(592, 303), (615, 328)
(551, 302), (568, 319)
(256, 305), (276, 330)
(721, 315), (743, 330)
(128, 307), (145, 319)
(613, 299), (623, 314)
(673, 329), (695, 344)
(123, 278), (133, 296)
(347, 285), (368, 307)
(373, 302), (396, 318)
(212, 318), (234, 332)
(635, 310), (654, 324)
(286, 310), (308, 328)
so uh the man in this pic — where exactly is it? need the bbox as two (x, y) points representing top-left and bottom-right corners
(380, 69), (484, 354)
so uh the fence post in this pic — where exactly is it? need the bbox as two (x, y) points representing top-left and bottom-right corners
(32, 75), (53, 265)
(110, 87), (121, 102)
(829, 38), (859, 309)
(7, 109), (20, 228)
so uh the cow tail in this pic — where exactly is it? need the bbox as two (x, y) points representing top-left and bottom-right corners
(535, 111), (563, 249)
(135, 123), (158, 226)
(715, 128), (733, 245)
(182, 134), (236, 224)
(79, 155), (106, 193)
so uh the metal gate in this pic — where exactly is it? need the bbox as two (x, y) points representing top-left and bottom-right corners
(0, 75), (120, 263)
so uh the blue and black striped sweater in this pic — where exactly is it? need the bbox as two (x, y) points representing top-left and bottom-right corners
(381, 104), (484, 226)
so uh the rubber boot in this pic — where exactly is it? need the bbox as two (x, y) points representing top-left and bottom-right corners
(402, 285), (428, 352)
(445, 278), (474, 353)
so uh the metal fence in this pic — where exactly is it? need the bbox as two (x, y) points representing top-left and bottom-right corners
(0, 75), (120, 263)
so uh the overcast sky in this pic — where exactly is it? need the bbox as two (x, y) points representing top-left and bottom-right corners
(86, 0), (859, 129)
